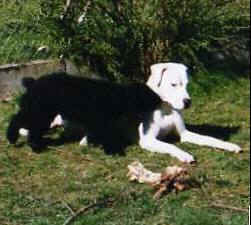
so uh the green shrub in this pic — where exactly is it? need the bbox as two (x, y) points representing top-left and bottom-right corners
(38, 0), (251, 80)
(0, 0), (249, 80)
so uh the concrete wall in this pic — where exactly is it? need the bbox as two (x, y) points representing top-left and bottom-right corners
(0, 60), (66, 100)
(0, 59), (96, 101)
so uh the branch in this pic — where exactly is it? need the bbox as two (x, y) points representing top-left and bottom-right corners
(238, 26), (250, 30)
(78, 0), (92, 24)
(211, 203), (249, 213)
(61, 0), (74, 20)
(95, 1), (124, 25)
(62, 198), (115, 225)
(62, 201), (75, 216)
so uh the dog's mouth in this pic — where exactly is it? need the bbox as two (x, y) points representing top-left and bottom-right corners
(168, 102), (191, 111)
(160, 97), (192, 111)
(184, 99), (192, 109)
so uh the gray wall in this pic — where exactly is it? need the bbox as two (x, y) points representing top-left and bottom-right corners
(0, 59), (92, 100)
(0, 60), (65, 100)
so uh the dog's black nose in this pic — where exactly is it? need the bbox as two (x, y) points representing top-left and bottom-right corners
(184, 99), (192, 109)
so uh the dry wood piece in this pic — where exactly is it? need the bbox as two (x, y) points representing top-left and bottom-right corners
(2, 97), (12, 103)
(211, 203), (249, 213)
(63, 198), (115, 225)
(127, 161), (189, 199)
(127, 161), (162, 184)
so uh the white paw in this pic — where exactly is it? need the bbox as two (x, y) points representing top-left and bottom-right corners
(19, 128), (29, 136)
(50, 114), (64, 128)
(176, 152), (196, 163)
(225, 143), (242, 153)
(79, 136), (88, 146)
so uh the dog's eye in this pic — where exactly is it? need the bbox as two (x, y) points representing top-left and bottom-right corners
(171, 83), (177, 87)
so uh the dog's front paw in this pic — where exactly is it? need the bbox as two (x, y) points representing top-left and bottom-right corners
(225, 143), (242, 153)
(79, 136), (88, 146)
(19, 128), (29, 136)
(50, 114), (64, 128)
(176, 152), (196, 164)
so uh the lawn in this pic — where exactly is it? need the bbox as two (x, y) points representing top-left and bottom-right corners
(0, 72), (249, 225)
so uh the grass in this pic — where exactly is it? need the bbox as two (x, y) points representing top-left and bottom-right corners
(0, 29), (58, 65)
(0, 72), (249, 225)
(0, 1), (59, 65)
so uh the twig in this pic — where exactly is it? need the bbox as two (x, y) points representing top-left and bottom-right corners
(211, 203), (249, 213)
(63, 198), (115, 225)
(78, 0), (92, 24)
(47, 146), (65, 151)
(238, 26), (250, 30)
(62, 201), (75, 216)
(61, 0), (73, 20)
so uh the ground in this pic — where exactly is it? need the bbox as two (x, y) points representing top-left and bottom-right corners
(0, 72), (249, 225)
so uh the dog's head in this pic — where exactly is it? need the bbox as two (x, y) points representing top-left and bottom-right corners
(147, 63), (191, 111)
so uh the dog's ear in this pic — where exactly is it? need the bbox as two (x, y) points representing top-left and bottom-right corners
(147, 64), (169, 89)
(158, 68), (167, 87)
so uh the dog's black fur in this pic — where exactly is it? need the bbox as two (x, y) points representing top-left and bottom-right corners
(7, 72), (162, 153)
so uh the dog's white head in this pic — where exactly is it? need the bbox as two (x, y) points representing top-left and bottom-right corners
(147, 63), (191, 111)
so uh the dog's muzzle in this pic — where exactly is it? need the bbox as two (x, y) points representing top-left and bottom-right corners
(184, 99), (192, 109)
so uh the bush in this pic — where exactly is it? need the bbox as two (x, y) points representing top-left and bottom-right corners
(0, 0), (250, 81)
(39, 0), (250, 80)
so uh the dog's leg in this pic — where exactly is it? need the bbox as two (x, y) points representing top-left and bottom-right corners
(180, 130), (242, 153)
(50, 114), (64, 128)
(27, 112), (55, 152)
(171, 112), (242, 153)
(19, 128), (29, 136)
(28, 129), (46, 152)
(139, 122), (195, 163)
(7, 111), (26, 144)
(79, 136), (88, 146)
(140, 137), (196, 163)
(171, 112), (241, 152)
(19, 114), (64, 137)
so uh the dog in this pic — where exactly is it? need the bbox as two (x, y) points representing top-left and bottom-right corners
(138, 63), (241, 162)
(8, 63), (241, 163)
(7, 71), (162, 153)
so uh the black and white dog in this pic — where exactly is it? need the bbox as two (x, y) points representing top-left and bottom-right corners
(7, 63), (241, 162)
(7, 70), (162, 153)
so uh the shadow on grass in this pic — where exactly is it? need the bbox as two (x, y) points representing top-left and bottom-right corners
(15, 126), (131, 156)
(15, 124), (240, 156)
(186, 124), (240, 141)
(161, 124), (240, 144)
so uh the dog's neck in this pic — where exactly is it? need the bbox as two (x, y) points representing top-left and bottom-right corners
(146, 82), (174, 114)
(146, 80), (160, 97)
(160, 102), (184, 116)
(161, 102), (173, 114)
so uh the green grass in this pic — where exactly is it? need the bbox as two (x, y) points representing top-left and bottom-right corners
(0, 29), (58, 65)
(0, 1), (60, 65)
(0, 72), (249, 225)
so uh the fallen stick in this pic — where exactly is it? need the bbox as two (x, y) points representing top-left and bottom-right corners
(61, 0), (73, 20)
(211, 203), (249, 213)
(62, 201), (75, 216)
(63, 198), (115, 225)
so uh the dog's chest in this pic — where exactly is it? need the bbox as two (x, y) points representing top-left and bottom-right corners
(161, 102), (172, 115)
(155, 104), (176, 132)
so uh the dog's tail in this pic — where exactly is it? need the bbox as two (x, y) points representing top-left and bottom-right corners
(22, 77), (36, 90)
(7, 111), (26, 144)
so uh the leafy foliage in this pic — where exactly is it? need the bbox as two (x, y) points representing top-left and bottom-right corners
(0, 0), (249, 80)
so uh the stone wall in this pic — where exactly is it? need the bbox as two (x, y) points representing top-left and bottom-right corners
(0, 60), (66, 100)
(0, 59), (94, 101)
